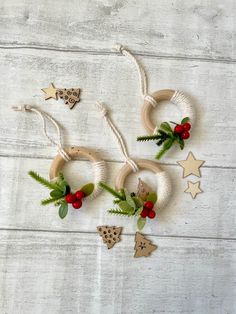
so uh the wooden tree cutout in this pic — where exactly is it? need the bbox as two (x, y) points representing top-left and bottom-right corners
(136, 177), (152, 201)
(134, 232), (157, 258)
(57, 88), (80, 109)
(97, 226), (122, 249)
(42, 83), (81, 109)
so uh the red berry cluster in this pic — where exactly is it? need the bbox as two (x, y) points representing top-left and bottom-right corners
(65, 190), (85, 209)
(140, 201), (156, 219)
(174, 122), (191, 140)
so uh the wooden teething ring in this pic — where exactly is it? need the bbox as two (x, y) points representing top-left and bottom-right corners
(115, 159), (172, 210)
(50, 146), (106, 199)
(141, 89), (195, 134)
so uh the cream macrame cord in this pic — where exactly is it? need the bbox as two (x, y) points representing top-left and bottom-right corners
(96, 101), (139, 172)
(12, 105), (71, 162)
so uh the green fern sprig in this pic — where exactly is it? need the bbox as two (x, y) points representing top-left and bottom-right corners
(137, 134), (161, 142)
(99, 181), (125, 200)
(28, 170), (59, 191)
(41, 197), (65, 206)
(108, 209), (130, 216)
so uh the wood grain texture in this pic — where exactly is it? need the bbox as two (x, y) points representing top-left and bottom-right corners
(0, 230), (235, 314)
(1, 49), (236, 167)
(0, 0), (235, 61)
(1, 155), (235, 239)
(1, 1), (236, 313)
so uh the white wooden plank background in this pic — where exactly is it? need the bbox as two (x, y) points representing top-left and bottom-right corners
(0, 1), (235, 314)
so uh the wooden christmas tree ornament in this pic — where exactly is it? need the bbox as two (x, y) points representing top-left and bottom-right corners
(12, 105), (106, 219)
(115, 45), (196, 159)
(97, 226), (122, 249)
(134, 232), (157, 258)
(42, 83), (80, 109)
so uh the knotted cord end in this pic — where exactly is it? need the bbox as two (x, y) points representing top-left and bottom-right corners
(95, 101), (108, 117)
(113, 43), (125, 53)
(12, 104), (32, 112)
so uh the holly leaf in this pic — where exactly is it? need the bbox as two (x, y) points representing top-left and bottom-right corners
(132, 196), (144, 208)
(124, 189), (136, 208)
(50, 189), (64, 198)
(80, 183), (94, 196)
(118, 201), (135, 215)
(160, 122), (172, 133)
(181, 117), (190, 124)
(147, 192), (157, 204)
(137, 217), (146, 230)
(58, 202), (68, 219)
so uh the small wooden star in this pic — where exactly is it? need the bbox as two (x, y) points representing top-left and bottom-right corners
(41, 83), (58, 100)
(177, 152), (205, 178)
(184, 181), (203, 199)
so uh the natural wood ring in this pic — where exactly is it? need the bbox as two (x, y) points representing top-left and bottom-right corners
(141, 89), (175, 134)
(115, 159), (172, 209)
(49, 146), (106, 199)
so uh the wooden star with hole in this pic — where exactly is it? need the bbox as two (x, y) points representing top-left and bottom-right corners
(41, 83), (58, 100)
(177, 152), (205, 178)
(184, 181), (203, 199)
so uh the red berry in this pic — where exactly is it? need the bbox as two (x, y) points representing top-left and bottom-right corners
(181, 131), (190, 140)
(174, 124), (184, 134)
(75, 190), (85, 199)
(65, 193), (77, 204)
(183, 123), (191, 131)
(144, 201), (154, 210)
(140, 207), (149, 218)
(148, 210), (156, 219)
(72, 199), (82, 209)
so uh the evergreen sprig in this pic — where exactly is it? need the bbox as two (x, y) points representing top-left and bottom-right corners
(28, 170), (59, 190)
(99, 181), (125, 200)
(137, 118), (189, 159)
(108, 209), (130, 216)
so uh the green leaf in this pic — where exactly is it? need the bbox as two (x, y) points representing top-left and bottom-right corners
(132, 196), (144, 208)
(160, 122), (172, 133)
(137, 217), (146, 230)
(124, 189), (136, 208)
(58, 202), (68, 219)
(50, 189), (64, 198)
(147, 192), (157, 204)
(181, 117), (190, 124)
(177, 137), (185, 150)
(135, 206), (144, 216)
(118, 201), (135, 215)
(80, 183), (94, 196)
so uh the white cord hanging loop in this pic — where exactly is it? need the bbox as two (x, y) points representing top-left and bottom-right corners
(12, 105), (71, 162)
(114, 44), (196, 135)
(96, 101), (139, 172)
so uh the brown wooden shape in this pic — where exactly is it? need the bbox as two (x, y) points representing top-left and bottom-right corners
(97, 226), (122, 249)
(134, 232), (157, 258)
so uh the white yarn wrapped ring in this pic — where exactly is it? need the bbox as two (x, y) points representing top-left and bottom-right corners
(142, 89), (195, 134)
(49, 146), (106, 200)
(115, 159), (172, 210)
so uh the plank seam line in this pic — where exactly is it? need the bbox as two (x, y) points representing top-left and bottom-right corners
(0, 228), (235, 241)
(0, 45), (235, 65)
(0, 153), (234, 170)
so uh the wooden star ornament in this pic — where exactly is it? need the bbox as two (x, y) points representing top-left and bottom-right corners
(184, 181), (203, 199)
(177, 151), (205, 178)
(41, 83), (81, 109)
(41, 83), (57, 100)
